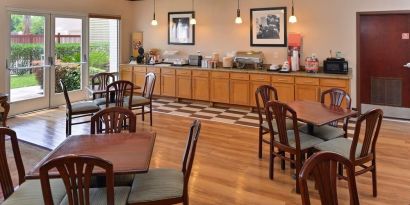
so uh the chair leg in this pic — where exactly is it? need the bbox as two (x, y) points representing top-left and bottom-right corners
(68, 115), (72, 136)
(65, 115), (69, 136)
(295, 155), (302, 194)
(372, 159), (377, 197)
(142, 106), (145, 121)
(290, 154), (295, 169)
(280, 151), (286, 170)
(269, 145), (275, 180)
(183, 193), (189, 205)
(149, 104), (153, 126)
(338, 163), (344, 177)
(258, 127), (263, 159)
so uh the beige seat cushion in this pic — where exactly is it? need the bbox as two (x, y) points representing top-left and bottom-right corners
(299, 124), (345, 141)
(314, 137), (364, 159)
(71, 101), (100, 114)
(2, 179), (66, 205)
(274, 130), (324, 150)
(129, 96), (150, 107)
(93, 97), (107, 106)
(59, 187), (130, 205)
(128, 169), (183, 204)
(262, 119), (300, 132)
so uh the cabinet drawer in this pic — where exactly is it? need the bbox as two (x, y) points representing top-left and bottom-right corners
(161, 68), (176, 75)
(320, 78), (348, 88)
(192, 70), (209, 78)
(230, 73), (249, 80)
(211, 72), (230, 79)
(147, 67), (161, 74)
(272, 75), (295, 84)
(250, 74), (270, 82)
(295, 77), (320, 85)
(176, 69), (192, 76)
(134, 67), (147, 73)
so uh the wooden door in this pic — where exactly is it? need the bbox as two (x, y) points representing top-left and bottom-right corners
(359, 13), (410, 109)
(230, 80), (250, 106)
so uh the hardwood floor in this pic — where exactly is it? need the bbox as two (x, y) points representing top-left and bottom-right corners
(7, 108), (410, 205)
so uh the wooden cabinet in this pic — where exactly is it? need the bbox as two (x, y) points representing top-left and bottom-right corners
(210, 72), (230, 103)
(249, 74), (271, 107)
(147, 67), (161, 95)
(120, 65), (133, 82)
(295, 77), (320, 102)
(272, 75), (295, 103)
(176, 70), (192, 99)
(230, 73), (250, 106)
(133, 67), (147, 89)
(192, 71), (210, 101)
(160, 68), (176, 97)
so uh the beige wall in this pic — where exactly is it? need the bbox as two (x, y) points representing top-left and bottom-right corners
(133, 0), (410, 106)
(0, 0), (137, 93)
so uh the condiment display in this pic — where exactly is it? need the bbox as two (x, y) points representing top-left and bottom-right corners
(305, 54), (319, 73)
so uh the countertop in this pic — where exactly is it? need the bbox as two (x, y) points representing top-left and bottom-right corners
(120, 64), (352, 80)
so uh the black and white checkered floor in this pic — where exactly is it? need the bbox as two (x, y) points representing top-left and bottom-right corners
(151, 98), (356, 137)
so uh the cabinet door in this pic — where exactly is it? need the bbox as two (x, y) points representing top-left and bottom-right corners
(210, 78), (230, 103)
(295, 85), (320, 102)
(120, 66), (133, 82)
(272, 83), (295, 103)
(161, 75), (176, 97)
(230, 80), (250, 106)
(193, 77), (210, 101)
(176, 76), (192, 99)
(133, 71), (147, 90)
(250, 81), (271, 107)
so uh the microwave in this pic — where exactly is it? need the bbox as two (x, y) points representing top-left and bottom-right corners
(323, 58), (348, 74)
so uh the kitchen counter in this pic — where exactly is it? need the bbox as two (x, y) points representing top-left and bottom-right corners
(120, 64), (352, 80)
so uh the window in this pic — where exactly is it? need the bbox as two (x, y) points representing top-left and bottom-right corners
(89, 15), (120, 78)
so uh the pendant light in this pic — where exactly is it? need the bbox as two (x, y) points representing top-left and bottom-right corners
(235, 0), (243, 24)
(289, 0), (297, 24)
(190, 0), (197, 25)
(151, 0), (158, 26)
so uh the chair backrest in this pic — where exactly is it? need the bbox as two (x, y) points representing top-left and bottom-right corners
(321, 88), (352, 127)
(90, 107), (137, 134)
(265, 100), (300, 151)
(351, 109), (383, 160)
(106, 80), (134, 108)
(299, 152), (360, 205)
(142, 73), (156, 99)
(255, 85), (279, 124)
(60, 79), (72, 113)
(0, 98), (10, 127)
(40, 155), (114, 205)
(92, 73), (115, 98)
(181, 120), (201, 187)
(0, 128), (26, 200)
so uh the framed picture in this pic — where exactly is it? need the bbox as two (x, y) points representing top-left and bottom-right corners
(168, 11), (195, 45)
(250, 7), (287, 47)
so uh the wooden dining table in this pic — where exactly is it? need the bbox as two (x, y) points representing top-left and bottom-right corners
(287, 100), (358, 135)
(26, 131), (156, 179)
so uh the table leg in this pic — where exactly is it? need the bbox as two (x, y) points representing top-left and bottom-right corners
(307, 123), (314, 135)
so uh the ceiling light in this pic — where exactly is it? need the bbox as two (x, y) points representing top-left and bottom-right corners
(289, 0), (297, 24)
(190, 0), (197, 25)
(151, 0), (158, 26)
(235, 0), (242, 24)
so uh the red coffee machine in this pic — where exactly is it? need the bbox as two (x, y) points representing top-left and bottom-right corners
(288, 33), (302, 72)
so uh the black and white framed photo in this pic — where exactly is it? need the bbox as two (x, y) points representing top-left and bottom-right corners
(250, 7), (287, 47)
(168, 11), (195, 45)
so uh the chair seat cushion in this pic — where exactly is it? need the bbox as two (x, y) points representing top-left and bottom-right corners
(59, 187), (131, 205)
(2, 179), (66, 205)
(299, 124), (345, 141)
(129, 96), (150, 107)
(71, 101), (100, 114)
(277, 130), (324, 150)
(314, 138), (363, 159)
(262, 119), (299, 132)
(93, 97), (107, 106)
(128, 169), (183, 204)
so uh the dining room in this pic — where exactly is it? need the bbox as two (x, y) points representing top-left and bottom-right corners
(1, 0), (410, 205)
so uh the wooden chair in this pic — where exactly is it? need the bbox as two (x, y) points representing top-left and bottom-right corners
(0, 128), (67, 204)
(265, 100), (324, 193)
(105, 80), (134, 108)
(60, 80), (100, 136)
(127, 120), (201, 205)
(299, 151), (360, 205)
(314, 109), (383, 197)
(91, 72), (116, 106)
(91, 107), (137, 134)
(0, 97), (10, 127)
(39, 154), (130, 205)
(130, 73), (156, 126)
(255, 85), (294, 159)
(300, 88), (352, 141)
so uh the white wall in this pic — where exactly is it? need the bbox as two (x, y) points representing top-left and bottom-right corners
(132, 0), (410, 107)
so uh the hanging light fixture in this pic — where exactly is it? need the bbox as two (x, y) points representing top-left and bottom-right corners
(151, 0), (158, 26)
(289, 0), (297, 24)
(190, 0), (197, 25)
(235, 0), (243, 24)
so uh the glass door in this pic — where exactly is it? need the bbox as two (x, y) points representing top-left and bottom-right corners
(50, 15), (88, 107)
(6, 11), (51, 114)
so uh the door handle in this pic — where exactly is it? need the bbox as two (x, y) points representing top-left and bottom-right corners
(404, 63), (410, 68)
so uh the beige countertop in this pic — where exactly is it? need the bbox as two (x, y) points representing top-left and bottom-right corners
(120, 64), (352, 80)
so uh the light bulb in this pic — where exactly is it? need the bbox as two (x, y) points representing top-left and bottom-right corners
(289, 15), (297, 24)
(235, 17), (243, 24)
(190, 18), (197, 25)
(151, 19), (158, 26)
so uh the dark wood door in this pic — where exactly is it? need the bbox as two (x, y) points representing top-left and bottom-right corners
(359, 13), (410, 108)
